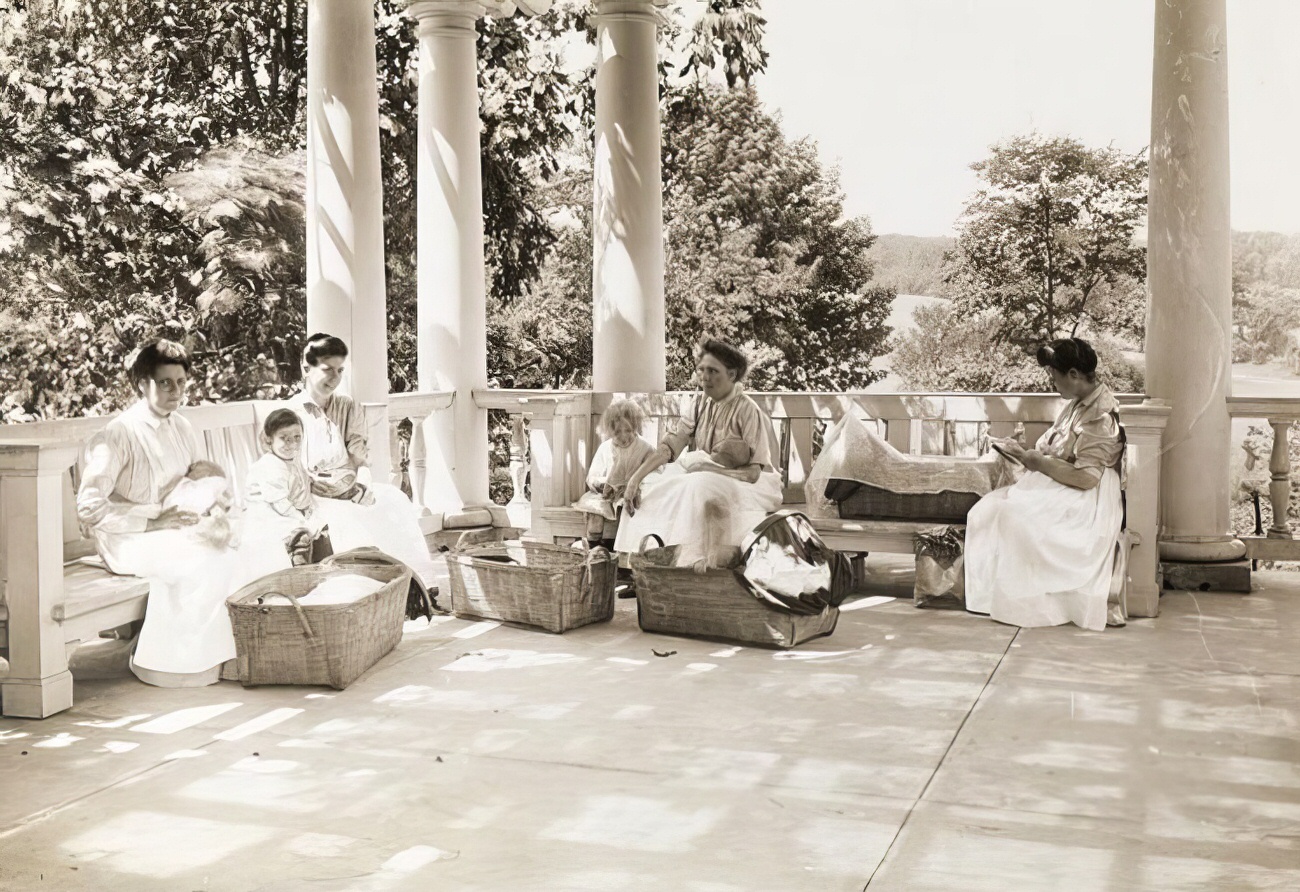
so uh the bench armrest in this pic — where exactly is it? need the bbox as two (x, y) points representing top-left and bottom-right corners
(0, 441), (81, 716)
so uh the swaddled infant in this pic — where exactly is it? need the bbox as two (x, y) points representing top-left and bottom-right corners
(678, 436), (753, 473)
(161, 460), (233, 547)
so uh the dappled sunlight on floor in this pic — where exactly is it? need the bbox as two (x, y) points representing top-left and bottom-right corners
(1, 564), (1299, 890)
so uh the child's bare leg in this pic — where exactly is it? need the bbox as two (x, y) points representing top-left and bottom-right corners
(585, 512), (604, 547)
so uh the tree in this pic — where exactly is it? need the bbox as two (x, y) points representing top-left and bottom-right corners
(946, 133), (1148, 350)
(660, 86), (892, 390)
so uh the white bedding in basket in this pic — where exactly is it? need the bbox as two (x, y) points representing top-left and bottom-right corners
(263, 573), (386, 606)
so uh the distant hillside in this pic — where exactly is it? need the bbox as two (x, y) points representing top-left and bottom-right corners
(867, 234), (955, 298)
(867, 231), (1300, 300)
(1233, 231), (1300, 290)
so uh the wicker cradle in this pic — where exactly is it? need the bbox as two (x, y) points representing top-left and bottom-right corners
(629, 537), (839, 649)
(825, 479), (981, 523)
(227, 562), (411, 689)
(446, 541), (617, 633)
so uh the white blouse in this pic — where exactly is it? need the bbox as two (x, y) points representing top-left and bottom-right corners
(77, 400), (200, 535)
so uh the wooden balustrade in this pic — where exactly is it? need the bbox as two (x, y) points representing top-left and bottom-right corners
(360, 390), (454, 530)
(1227, 397), (1300, 561)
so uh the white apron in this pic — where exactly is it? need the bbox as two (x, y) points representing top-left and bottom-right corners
(613, 465), (784, 564)
(96, 528), (239, 681)
(964, 468), (1123, 631)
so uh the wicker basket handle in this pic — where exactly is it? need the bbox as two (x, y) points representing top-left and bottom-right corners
(264, 590), (316, 641)
(637, 534), (665, 553)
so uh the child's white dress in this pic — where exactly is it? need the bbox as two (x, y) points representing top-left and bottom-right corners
(231, 453), (320, 586)
(574, 436), (657, 528)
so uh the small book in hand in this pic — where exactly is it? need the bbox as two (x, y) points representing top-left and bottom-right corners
(990, 440), (1023, 465)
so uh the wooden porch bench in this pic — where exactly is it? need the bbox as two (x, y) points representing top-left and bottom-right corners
(0, 403), (269, 717)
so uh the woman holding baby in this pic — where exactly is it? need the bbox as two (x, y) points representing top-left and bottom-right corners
(615, 339), (784, 571)
(76, 340), (241, 687)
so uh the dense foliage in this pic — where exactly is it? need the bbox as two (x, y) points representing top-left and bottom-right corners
(0, 0), (311, 418)
(1231, 232), (1300, 365)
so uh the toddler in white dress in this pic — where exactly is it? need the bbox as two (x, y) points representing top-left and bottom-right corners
(574, 399), (656, 548)
(245, 408), (323, 565)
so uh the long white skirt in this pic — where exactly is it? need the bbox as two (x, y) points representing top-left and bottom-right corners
(964, 468), (1123, 632)
(613, 466), (784, 562)
(95, 529), (239, 684)
(312, 483), (437, 583)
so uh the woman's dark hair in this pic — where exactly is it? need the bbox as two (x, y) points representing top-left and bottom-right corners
(1036, 337), (1099, 382)
(698, 338), (749, 381)
(129, 339), (191, 392)
(263, 408), (303, 439)
(302, 332), (349, 367)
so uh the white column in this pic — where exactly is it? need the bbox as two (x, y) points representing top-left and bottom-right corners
(1146, 0), (1243, 562)
(407, 0), (492, 521)
(591, 0), (666, 393)
(305, 0), (389, 403)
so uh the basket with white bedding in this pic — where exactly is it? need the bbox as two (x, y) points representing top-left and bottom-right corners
(226, 559), (411, 689)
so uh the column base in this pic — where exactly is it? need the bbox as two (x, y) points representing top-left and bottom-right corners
(1160, 559), (1252, 594)
(1158, 537), (1246, 562)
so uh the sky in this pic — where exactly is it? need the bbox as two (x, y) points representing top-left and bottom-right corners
(752, 0), (1300, 237)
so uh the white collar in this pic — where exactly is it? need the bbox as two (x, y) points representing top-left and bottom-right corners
(129, 399), (172, 429)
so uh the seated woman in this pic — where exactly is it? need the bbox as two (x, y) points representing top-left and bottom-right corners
(287, 333), (436, 582)
(76, 340), (239, 687)
(618, 338), (784, 571)
(964, 337), (1125, 631)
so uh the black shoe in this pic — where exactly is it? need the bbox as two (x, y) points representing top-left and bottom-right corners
(615, 567), (636, 599)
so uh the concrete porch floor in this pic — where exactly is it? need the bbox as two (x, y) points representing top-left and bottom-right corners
(1, 560), (1299, 892)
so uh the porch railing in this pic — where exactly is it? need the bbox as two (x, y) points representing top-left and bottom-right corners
(1228, 396), (1300, 561)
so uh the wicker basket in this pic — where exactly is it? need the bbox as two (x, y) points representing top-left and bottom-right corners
(826, 479), (981, 523)
(226, 562), (411, 689)
(629, 538), (838, 649)
(446, 541), (616, 633)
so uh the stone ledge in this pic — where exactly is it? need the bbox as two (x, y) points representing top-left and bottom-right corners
(1161, 559), (1252, 594)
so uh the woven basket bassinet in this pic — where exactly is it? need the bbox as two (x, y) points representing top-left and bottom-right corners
(446, 541), (616, 633)
(825, 479), (981, 523)
(227, 563), (411, 689)
(629, 542), (838, 650)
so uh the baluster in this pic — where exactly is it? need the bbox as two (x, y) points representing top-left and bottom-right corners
(1267, 418), (1293, 538)
(508, 414), (529, 507)
(396, 417), (414, 500)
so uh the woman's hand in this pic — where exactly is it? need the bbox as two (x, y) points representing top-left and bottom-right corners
(147, 505), (200, 531)
(623, 476), (643, 515)
(1019, 449), (1046, 472)
(696, 464), (762, 484)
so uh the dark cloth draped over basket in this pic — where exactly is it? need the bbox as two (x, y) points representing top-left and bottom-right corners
(913, 526), (966, 609)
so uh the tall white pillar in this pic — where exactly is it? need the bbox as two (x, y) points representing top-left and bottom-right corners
(1146, 0), (1243, 564)
(591, 0), (667, 393)
(305, 0), (389, 403)
(407, 0), (492, 520)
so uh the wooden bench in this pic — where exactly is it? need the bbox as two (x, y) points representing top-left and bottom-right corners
(476, 390), (1170, 620)
(0, 396), (438, 718)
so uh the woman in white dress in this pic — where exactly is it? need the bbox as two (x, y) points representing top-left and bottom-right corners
(287, 333), (436, 582)
(964, 337), (1126, 631)
(618, 339), (784, 571)
(76, 340), (239, 686)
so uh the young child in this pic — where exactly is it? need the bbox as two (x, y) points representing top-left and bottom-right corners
(574, 399), (656, 549)
(161, 460), (233, 547)
(245, 408), (323, 566)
